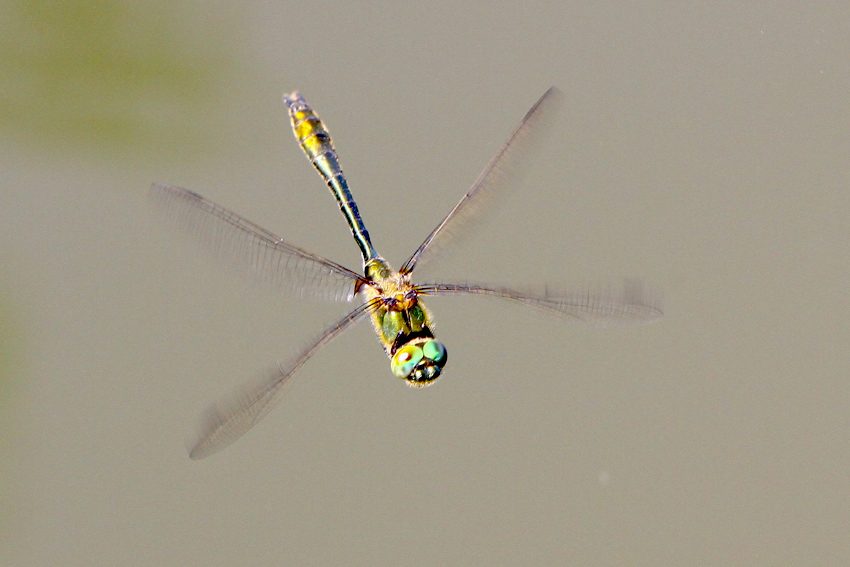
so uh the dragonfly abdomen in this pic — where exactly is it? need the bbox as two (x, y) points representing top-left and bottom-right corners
(284, 92), (375, 263)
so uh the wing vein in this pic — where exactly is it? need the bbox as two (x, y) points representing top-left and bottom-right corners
(418, 280), (663, 326)
(189, 301), (375, 459)
(150, 183), (366, 302)
(402, 87), (565, 273)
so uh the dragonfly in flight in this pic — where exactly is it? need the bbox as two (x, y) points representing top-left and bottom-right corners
(151, 87), (662, 459)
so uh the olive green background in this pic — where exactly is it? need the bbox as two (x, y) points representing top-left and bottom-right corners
(2, 1), (848, 565)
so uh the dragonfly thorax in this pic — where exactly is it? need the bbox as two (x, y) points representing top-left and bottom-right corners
(361, 257), (448, 385)
(362, 258), (422, 312)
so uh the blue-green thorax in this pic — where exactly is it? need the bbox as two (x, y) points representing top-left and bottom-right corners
(362, 257), (448, 386)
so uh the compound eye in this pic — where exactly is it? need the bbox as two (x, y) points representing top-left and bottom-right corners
(391, 344), (424, 379)
(422, 340), (447, 366)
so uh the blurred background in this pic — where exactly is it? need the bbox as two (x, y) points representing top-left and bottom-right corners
(2, 1), (848, 565)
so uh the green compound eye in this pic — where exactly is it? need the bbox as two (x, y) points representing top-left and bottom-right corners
(422, 340), (447, 366)
(391, 344), (424, 379)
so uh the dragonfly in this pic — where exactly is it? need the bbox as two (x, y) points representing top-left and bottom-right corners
(151, 87), (662, 459)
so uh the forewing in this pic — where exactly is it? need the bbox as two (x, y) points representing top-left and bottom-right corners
(151, 183), (366, 302)
(188, 302), (373, 459)
(419, 279), (663, 327)
(402, 87), (565, 273)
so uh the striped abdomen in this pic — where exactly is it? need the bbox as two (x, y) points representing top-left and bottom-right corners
(284, 92), (375, 263)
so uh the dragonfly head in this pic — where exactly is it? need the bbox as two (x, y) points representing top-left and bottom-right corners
(391, 337), (448, 387)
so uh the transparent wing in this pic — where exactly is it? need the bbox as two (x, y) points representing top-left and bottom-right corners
(151, 183), (367, 302)
(401, 87), (565, 274)
(189, 302), (373, 460)
(418, 279), (663, 327)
